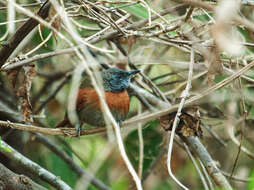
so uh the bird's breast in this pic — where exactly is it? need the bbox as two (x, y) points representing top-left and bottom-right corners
(77, 88), (130, 126)
(105, 90), (130, 117)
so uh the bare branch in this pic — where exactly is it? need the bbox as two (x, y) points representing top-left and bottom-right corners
(184, 136), (232, 189)
(0, 1), (51, 66)
(0, 163), (47, 190)
(184, 143), (209, 190)
(34, 133), (110, 190)
(0, 140), (72, 190)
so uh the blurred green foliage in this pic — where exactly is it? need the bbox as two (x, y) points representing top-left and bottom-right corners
(247, 169), (254, 190)
(125, 120), (161, 174)
(1, 1), (254, 190)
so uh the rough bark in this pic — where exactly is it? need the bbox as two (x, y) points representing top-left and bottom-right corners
(0, 163), (47, 190)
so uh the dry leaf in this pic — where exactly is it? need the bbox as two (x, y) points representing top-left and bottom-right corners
(5, 55), (26, 91)
(160, 107), (202, 138)
(17, 65), (37, 122)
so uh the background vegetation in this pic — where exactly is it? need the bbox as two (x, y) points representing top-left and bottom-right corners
(0, 0), (254, 190)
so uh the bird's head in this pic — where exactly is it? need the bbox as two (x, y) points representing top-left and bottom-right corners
(102, 68), (140, 92)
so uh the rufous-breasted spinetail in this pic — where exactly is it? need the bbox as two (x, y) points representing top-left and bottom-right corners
(56, 67), (140, 135)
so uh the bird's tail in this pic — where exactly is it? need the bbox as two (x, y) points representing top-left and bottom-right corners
(55, 117), (71, 128)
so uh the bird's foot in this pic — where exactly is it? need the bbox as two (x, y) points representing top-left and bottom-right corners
(117, 121), (122, 127)
(75, 124), (81, 138)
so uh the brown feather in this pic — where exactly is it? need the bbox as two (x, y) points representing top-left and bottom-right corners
(55, 88), (130, 128)
(105, 90), (129, 116)
(77, 88), (129, 115)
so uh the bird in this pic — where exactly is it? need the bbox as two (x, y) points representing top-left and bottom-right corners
(55, 67), (140, 136)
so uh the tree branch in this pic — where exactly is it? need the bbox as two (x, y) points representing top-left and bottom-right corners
(0, 140), (72, 190)
(1, 59), (254, 137)
(184, 136), (232, 189)
(0, 163), (47, 190)
(0, 0), (51, 66)
(34, 133), (110, 190)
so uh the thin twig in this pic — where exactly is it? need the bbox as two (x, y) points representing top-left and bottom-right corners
(114, 123), (143, 190)
(166, 48), (194, 190)
(222, 170), (252, 183)
(25, 32), (53, 56)
(183, 143), (209, 190)
(230, 69), (246, 177)
(1, 57), (254, 138)
(0, 0), (51, 66)
(1, 48), (76, 71)
(201, 122), (227, 147)
(34, 133), (110, 190)
(34, 72), (71, 114)
(226, 119), (254, 159)
(124, 62), (254, 127)
(137, 104), (144, 178)
(0, 4), (186, 71)
(142, 147), (167, 182)
(184, 136), (233, 189)
(50, 2), (143, 188)
(0, 2), (42, 10)
(197, 158), (214, 189)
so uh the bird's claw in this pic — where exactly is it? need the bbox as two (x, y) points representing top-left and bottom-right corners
(75, 124), (81, 138)
(117, 121), (122, 127)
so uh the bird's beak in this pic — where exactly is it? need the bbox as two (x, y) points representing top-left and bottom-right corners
(128, 70), (140, 76)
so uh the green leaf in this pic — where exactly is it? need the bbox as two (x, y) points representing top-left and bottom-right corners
(122, 4), (149, 18)
(193, 12), (214, 22)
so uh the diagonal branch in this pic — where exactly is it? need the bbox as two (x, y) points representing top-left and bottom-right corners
(124, 61), (254, 127)
(0, 1), (51, 66)
(0, 140), (72, 190)
(0, 163), (48, 190)
(34, 133), (110, 190)
(1, 59), (254, 137)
